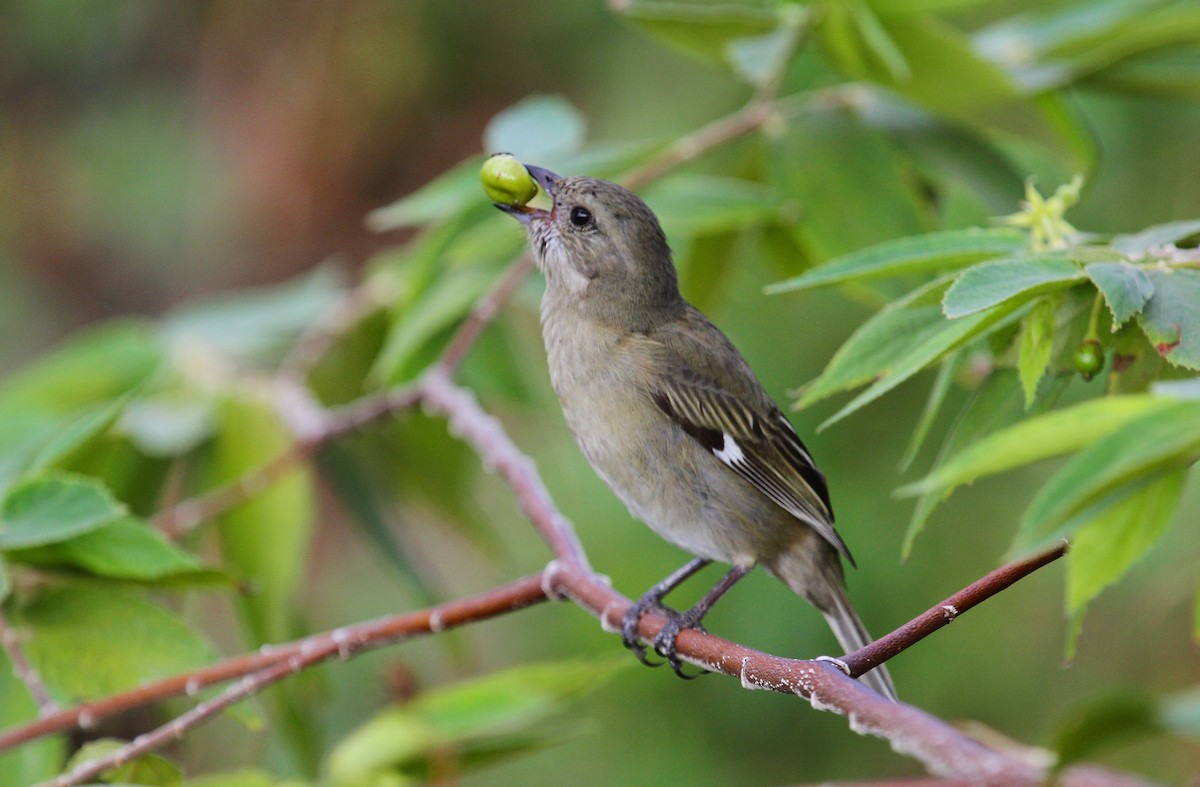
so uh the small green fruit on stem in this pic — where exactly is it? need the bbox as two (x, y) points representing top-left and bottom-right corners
(481, 153), (539, 206)
(1073, 339), (1104, 381)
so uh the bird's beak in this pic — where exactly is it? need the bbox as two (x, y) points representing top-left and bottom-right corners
(494, 164), (560, 225)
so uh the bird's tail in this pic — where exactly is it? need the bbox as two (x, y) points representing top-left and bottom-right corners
(769, 544), (898, 702)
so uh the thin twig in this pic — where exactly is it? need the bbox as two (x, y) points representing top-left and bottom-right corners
(0, 610), (58, 717)
(840, 542), (1070, 680)
(437, 255), (536, 377)
(41, 574), (547, 787)
(419, 370), (590, 569)
(2, 575), (547, 757)
(621, 102), (773, 193)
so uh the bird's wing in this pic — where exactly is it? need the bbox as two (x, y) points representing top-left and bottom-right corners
(649, 368), (854, 566)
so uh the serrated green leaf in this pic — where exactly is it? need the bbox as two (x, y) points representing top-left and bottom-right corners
(822, 299), (1026, 428)
(618, 1), (778, 66)
(8, 516), (217, 584)
(1111, 218), (1200, 255)
(898, 394), (1171, 499)
(0, 321), (163, 416)
(0, 472), (126, 549)
(1137, 268), (1200, 370)
(767, 228), (1026, 294)
(328, 659), (624, 786)
(1017, 400), (1200, 549)
(204, 395), (314, 645)
(483, 95), (586, 164)
(1084, 262), (1155, 329)
(20, 585), (217, 703)
(1066, 469), (1185, 614)
(163, 267), (347, 366)
(942, 256), (1082, 318)
(66, 738), (183, 786)
(1018, 293), (1060, 407)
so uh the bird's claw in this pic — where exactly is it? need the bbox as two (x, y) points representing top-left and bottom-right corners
(621, 597), (677, 667)
(653, 611), (710, 679)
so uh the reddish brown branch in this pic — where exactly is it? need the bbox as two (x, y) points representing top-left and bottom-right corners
(0, 575), (547, 756)
(840, 542), (1069, 681)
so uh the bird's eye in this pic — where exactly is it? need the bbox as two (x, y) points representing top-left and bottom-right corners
(569, 206), (592, 227)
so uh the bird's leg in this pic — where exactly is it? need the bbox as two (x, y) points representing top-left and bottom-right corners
(655, 565), (751, 678)
(622, 557), (710, 666)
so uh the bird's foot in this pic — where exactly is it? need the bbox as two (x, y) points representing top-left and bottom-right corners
(621, 594), (679, 667)
(653, 606), (710, 679)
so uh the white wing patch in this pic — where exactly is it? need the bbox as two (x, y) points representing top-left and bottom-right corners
(713, 433), (746, 466)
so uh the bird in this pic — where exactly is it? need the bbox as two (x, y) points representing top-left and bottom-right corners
(493, 163), (896, 700)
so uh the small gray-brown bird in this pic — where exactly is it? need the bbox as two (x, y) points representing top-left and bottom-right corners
(495, 164), (896, 700)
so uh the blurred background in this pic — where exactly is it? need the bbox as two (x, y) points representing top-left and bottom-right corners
(3, 0), (1200, 783)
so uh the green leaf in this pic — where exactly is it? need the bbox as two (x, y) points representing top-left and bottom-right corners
(942, 256), (1083, 318)
(898, 395), (1172, 499)
(727, 23), (799, 87)
(0, 321), (163, 416)
(1084, 262), (1155, 329)
(20, 585), (216, 703)
(162, 267), (346, 366)
(1066, 469), (1185, 614)
(483, 95), (586, 164)
(797, 305), (948, 408)
(0, 652), (64, 786)
(186, 769), (307, 787)
(204, 396), (314, 645)
(898, 350), (960, 472)
(643, 175), (779, 243)
(367, 155), (486, 231)
(767, 227), (1026, 294)
(1111, 218), (1200, 255)
(374, 265), (498, 384)
(8, 516), (218, 584)
(66, 738), (183, 786)
(1137, 268), (1200, 370)
(117, 393), (216, 458)
(1017, 400), (1200, 549)
(617, 1), (778, 66)
(902, 369), (1025, 557)
(0, 472), (126, 549)
(821, 299), (1026, 428)
(1018, 293), (1060, 407)
(328, 659), (624, 786)
(768, 111), (927, 262)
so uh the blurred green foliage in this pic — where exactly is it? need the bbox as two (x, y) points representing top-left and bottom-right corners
(2, 0), (1200, 784)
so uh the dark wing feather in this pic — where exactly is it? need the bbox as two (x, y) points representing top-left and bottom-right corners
(651, 370), (854, 565)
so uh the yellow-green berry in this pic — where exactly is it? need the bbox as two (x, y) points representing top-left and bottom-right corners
(480, 153), (538, 206)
